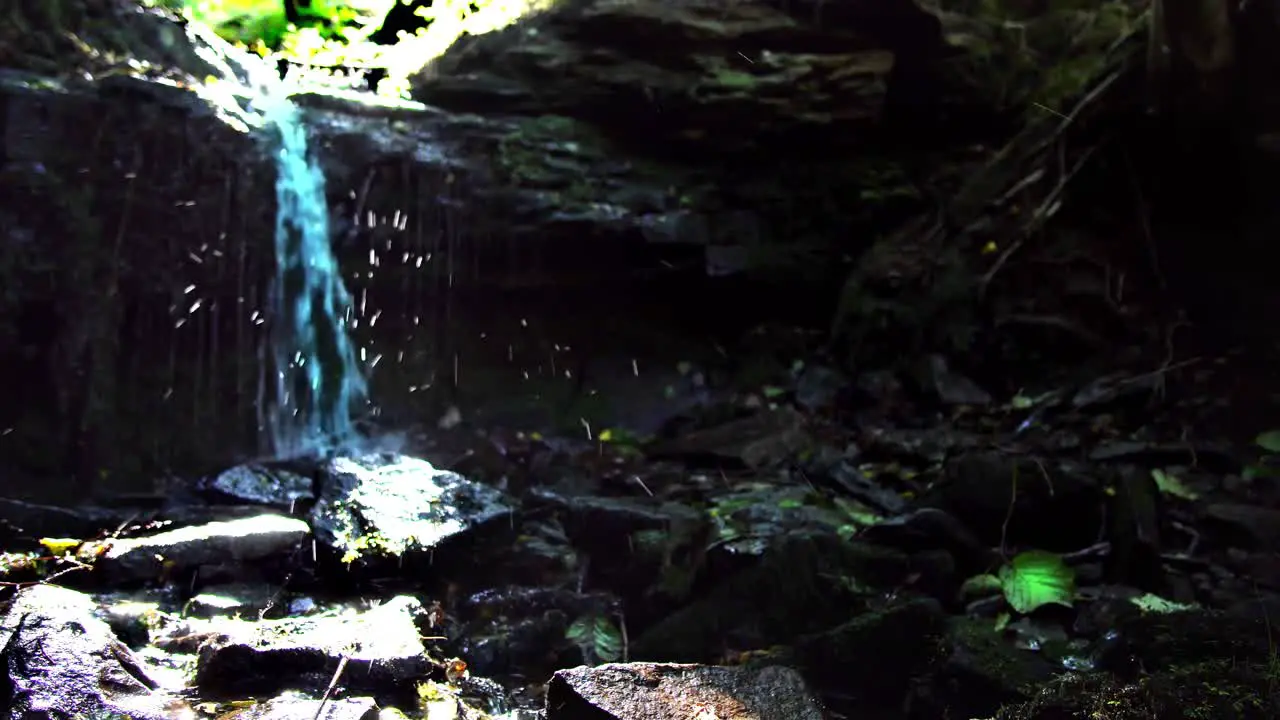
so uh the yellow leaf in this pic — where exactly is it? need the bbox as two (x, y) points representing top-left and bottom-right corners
(39, 538), (80, 556)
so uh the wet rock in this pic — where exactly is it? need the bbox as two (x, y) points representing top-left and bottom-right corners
(860, 427), (985, 464)
(0, 498), (129, 544)
(546, 663), (823, 720)
(1087, 440), (1238, 471)
(632, 534), (912, 662)
(794, 365), (848, 413)
(1226, 591), (1280, 622)
(406, 0), (983, 158)
(202, 462), (316, 508)
(310, 453), (515, 565)
(862, 507), (998, 576)
(701, 482), (887, 559)
(91, 514), (310, 584)
(1233, 552), (1280, 591)
(184, 582), (285, 619)
(0, 495), (269, 549)
(927, 354), (993, 406)
(786, 597), (948, 708)
(194, 595), (431, 698)
(530, 492), (705, 542)
(1070, 372), (1163, 410)
(522, 492), (708, 606)
(928, 452), (1105, 551)
(457, 586), (618, 678)
(1202, 503), (1280, 551)
(216, 691), (380, 720)
(996, 610), (1280, 720)
(926, 616), (1062, 718)
(1115, 608), (1274, 671)
(855, 369), (911, 417)
(800, 448), (908, 515)
(646, 407), (808, 469)
(0, 584), (188, 720)
(96, 592), (169, 649)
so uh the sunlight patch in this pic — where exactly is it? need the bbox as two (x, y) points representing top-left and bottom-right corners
(374, 0), (558, 98)
(147, 0), (559, 100)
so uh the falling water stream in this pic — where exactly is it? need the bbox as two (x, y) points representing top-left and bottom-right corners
(259, 97), (368, 457)
(187, 29), (372, 457)
(188, 56), (368, 457)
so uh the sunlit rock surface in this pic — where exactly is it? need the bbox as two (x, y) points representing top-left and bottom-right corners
(192, 594), (430, 697)
(0, 584), (189, 720)
(203, 462), (315, 507)
(94, 514), (311, 583)
(546, 663), (824, 720)
(310, 452), (515, 562)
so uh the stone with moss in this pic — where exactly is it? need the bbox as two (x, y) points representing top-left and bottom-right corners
(997, 609), (1280, 719)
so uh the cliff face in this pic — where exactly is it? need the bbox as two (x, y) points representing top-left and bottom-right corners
(6, 0), (1268, 489)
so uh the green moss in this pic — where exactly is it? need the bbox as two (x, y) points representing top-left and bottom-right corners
(997, 652), (1280, 719)
(948, 0), (1142, 116)
(948, 617), (1057, 696)
(712, 69), (757, 90)
(493, 115), (611, 202)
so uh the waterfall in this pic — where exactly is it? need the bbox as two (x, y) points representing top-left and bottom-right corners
(260, 97), (368, 457)
(185, 28), (369, 457)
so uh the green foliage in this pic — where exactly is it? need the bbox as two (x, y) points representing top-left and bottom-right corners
(950, 0), (1143, 115)
(0, 0), (96, 74)
(966, 550), (1076, 614)
(136, 0), (553, 97)
(998, 550), (1076, 613)
(1255, 429), (1280, 453)
(142, 0), (389, 48)
(566, 614), (623, 664)
(1150, 468), (1199, 501)
(1129, 592), (1196, 614)
(1244, 430), (1280, 481)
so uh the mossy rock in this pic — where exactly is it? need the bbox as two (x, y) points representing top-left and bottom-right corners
(998, 610), (1280, 719)
(997, 662), (1280, 719)
(942, 0), (1144, 115)
(630, 533), (914, 662)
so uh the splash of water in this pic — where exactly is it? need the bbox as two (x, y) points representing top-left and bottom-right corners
(261, 98), (368, 457)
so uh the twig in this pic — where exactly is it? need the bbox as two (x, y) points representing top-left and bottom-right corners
(978, 143), (1102, 296)
(994, 313), (1108, 347)
(999, 463), (1018, 559)
(0, 561), (90, 588)
(312, 654), (349, 720)
(1122, 148), (1165, 289)
(618, 611), (629, 663)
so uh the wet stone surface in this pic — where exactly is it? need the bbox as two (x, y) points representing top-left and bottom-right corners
(3, 1), (1280, 720)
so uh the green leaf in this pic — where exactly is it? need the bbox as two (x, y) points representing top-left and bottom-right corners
(1256, 430), (1280, 453)
(1150, 468), (1198, 501)
(997, 550), (1076, 614)
(1129, 593), (1196, 614)
(832, 497), (883, 527)
(566, 614), (623, 663)
(1243, 464), (1280, 481)
(993, 612), (1011, 632)
(959, 573), (1003, 600)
